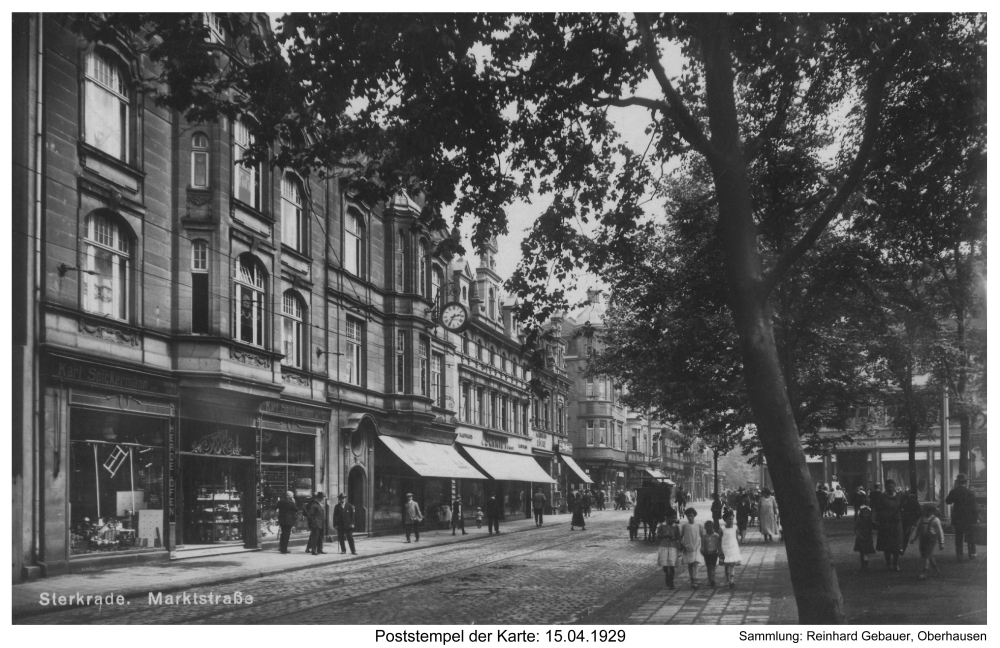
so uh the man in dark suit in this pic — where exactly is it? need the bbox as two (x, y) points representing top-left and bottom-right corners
(305, 492), (327, 555)
(485, 495), (502, 535)
(275, 490), (299, 554)
(946, 473), (979, 561)
(451, 495), (468, 536)
(332, 493), (357, 555)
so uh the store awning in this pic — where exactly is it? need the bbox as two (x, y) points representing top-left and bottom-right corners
(559, 454), (594, 484)
(378, 436), (487, 480)
(644, 468), (675, 484)
(460, 446), (556, 483)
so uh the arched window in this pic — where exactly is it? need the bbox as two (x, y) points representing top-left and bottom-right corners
(488, 287), (496, 319)
(84, 50), (130, 161)
(476, 339), (484, 362)
(233, 119), (260, 209)
(500, 352), (507, 374)
(395, 230), (407, 291)
(461, 286), (468, 303)
(82, 211), (132, 321)
(191, 239), (209, 333)
(191, 133), (209, 188)
(345, 209), (364, 277)
(489, 346), (496, 367)
(281, 174), (304, 252)
(282, 290), (305, 369)
(234, 254), (265, 347)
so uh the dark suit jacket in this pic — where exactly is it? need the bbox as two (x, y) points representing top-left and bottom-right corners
(485, 498), (501, 518)
(276, 498), (300, 526)
(333, 502), (355, 529)
(451, 499), (464, 517)
(946, 486), (979, 527)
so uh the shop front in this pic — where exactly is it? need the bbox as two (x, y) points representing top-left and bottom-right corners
(42, 352), (179, 574)
(557, 447), (594, 502)
(257, 399), (329, 546)
(372, 433), (486, 534)
(456, 429), (556, 520)
(532, 430), (560, 514)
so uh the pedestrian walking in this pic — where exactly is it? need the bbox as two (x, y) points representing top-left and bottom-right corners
(570, 490), (586, 531)
(451, 495), (468, 536)
(680, 507), (703, 588)
(701, 515), (721, 587)
(305, 492), (327, 555)
(475, 507), (483, 529)
(710, 492), (723, 526)
(719, 510), (743, 589)
(583, 489), (592, 517)
(945, 473), (979, 562)
(402, 492), (423, 543)
(276, 490), (299, 554)
(875, 479), (904, 571)
(816, 484), (829, 518)
(532, 487), (547, 527)
(736, 491), (751, 543)
(758, 488), (778, 543)
(333, 493), (357, 555)
(911, 503), (945, 579)
(831, 485), (847, 518)
(901, 492), (922, 552)
(853, 486), (868, 518)
(656, 513), (681, 589)
(853, 505), (876, 571)
(485, 495), (502, 535)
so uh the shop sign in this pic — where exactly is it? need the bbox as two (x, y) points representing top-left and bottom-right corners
(968, 480), (986, 495)
(260, 399), (329, 421)
(49, 356), (177, 395)
(482, 433), (510, 451)
(189, 430), (252, 457)
(534, 431), (550, 450)
(168, 422), (176, 524)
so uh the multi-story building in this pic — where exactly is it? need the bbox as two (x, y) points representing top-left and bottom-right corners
(562, 289), (630, 492)
(10, 13), (568, 582)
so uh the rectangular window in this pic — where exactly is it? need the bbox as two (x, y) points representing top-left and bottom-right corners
(474, 387), (483, 426)
(419, 339), (429, 397)
(544, 401), (551, 429)
(345, 212), (362, 276)
(513, 401), (520, 435)
(346, 318), (363, 386)
(192, 150), (208, 188)
(522, 404), (529, 437)
(192, 273), (209, 333)
(84, 52), (129, 161)
(431, 351), (444, 406)
(586, 421), (594, 446)
(631, 428), (639, 451)
(233, 120), (260, 209)
(461, 384), (471, 422)
(396, 330), (406, 393)
(599, 420), (607, 446)
(557, 405), (564, 434)
(598, 378), (607, 400)
(500, 396), (508, 431)
(617, 423), (624, 450)
(586, 378), (594, 398)
(490, 393), (499, 429)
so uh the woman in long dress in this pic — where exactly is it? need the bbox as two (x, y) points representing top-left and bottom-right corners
(758, 488), (778, 542)
(656, 514), (681, 589)
(570, 490), (586, 531)
(875, 479), (904, 570)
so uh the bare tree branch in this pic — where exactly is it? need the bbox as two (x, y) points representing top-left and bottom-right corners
(634, 13), (722, 165)
(744, 76), (796, 162)
(589, 95), (668, 112)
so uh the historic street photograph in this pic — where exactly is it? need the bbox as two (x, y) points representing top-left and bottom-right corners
(10, 12), (986, 628)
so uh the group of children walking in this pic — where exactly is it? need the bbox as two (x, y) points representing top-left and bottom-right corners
(656, 507), (743, 589)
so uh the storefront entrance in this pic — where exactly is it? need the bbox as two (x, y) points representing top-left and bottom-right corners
(348, 466), (368, 533)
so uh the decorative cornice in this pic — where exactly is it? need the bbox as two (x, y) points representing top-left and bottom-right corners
(78, 316), (141, 347)
(281, 371), (310, 387)
(229, 346), (271, 368)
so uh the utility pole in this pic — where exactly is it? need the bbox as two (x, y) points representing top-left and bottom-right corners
(939, 385), (950, 522)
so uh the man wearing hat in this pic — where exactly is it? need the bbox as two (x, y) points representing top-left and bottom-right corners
(402, 493), (423, 543)
(305, 492), (327, 555)
(945, 473), (979, 561)
(333, 493), (357, 555)
(485, 494), (502, 535)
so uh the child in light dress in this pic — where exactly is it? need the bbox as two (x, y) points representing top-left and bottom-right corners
(911, 503), (944, 579)
(656, 513), (681, 589)
(680, 507), (703, 588)
(719, 510), (743, 589)
(475, 507), (483, 528)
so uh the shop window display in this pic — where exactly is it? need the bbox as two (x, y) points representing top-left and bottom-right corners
(260, 430), (315, 539)
(69, 409), (166, 555)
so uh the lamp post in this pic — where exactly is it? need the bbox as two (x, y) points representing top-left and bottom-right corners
(939, 385), (950, 523)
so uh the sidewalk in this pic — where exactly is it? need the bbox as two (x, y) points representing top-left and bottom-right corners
(12, 512), (551, 620)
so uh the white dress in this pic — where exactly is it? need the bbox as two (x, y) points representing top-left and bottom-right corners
(759, 496), (778, 536)
(720, 525), (743, 565)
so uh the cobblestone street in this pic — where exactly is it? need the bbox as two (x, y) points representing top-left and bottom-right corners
(14, 503), (985, 625)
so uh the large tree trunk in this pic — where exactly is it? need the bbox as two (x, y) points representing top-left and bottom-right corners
(698, 16), (845, 624)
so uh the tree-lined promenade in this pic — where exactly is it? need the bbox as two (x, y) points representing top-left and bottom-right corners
(69, 12), (986, 623)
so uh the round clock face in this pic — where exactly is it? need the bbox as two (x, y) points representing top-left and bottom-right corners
(440, 302), (469, 331)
